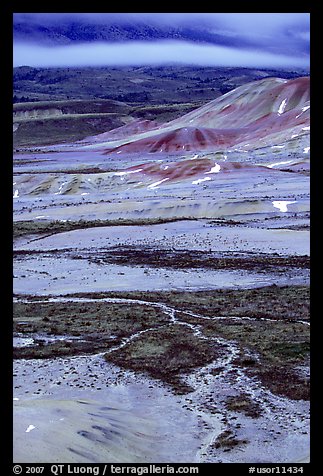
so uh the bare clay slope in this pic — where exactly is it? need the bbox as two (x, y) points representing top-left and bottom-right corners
(13, 77), (310, 222)
(86, 77), (310, 154)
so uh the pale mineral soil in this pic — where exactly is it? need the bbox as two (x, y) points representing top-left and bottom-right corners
(14, 357), (215, 464)
(13, 302), (310, 464)
(13, 356), (310, 464)
(13, 287), (310, 464)
(14, 219), (309, 255)
(13, 135), (310, 463)
(13, 219), (309, 295)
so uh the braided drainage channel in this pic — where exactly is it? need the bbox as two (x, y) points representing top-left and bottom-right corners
(13, 295), (310, 463)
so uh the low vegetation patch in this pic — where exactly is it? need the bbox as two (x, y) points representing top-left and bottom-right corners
(212, 429), (249, 451)
(104, 324), (222, 394)
(89, 246), (310, 272)
(13, 301), (168, 359)
(225, 393), (263, 418)
(13, 285), (310, 399)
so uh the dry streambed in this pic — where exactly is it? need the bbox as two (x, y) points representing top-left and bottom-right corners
(13, 286), (310, 463)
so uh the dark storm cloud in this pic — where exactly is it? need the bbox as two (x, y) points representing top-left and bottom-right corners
(13, 13), (310, 69)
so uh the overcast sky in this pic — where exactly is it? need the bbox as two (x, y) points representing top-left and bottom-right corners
(13, 13), (310, 69)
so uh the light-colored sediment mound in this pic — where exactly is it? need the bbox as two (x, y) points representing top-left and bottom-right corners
(13, 156), (310, 223)
(124, 157), (268, 182)
(79, 77), (310, 154)
(12, 165), (260, 197)
(13, 76), (310, 223)
(12, 155), (308, 201)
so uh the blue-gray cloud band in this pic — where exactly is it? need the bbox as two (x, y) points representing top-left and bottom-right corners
(13, 13), (310, 69)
